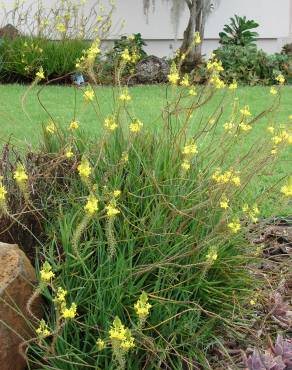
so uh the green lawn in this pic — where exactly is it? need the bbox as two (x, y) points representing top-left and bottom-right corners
(1, 84), (292, 147)
(0, 84), (291, 216)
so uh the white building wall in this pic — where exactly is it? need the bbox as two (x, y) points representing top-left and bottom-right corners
(1, 0), (292, 57)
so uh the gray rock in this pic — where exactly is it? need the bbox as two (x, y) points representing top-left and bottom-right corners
(0, 242), (42, 370)
(136, 55), (170, 84)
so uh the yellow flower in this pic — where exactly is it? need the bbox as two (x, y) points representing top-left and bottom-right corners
(36, 319), (51, 338)
(182, 143), (198, 155)
(106, 204), (120, 217)
(275, 74), (285, 85)
(239, 122), (252, 132)
(56, 23), (66, 33)
(281, 184), (292, 197)
(83, 87), (95, 102)
(121, 48), (131, 62)
(119, 89), (131, 102)
(227, 220), (241, 234)
(229, 80), (237, 90)
(109, 317), (127, 341)
(189, 87), (197, 96)
(77, 158), (92, 179)
(180, 74), (190, 87)
(270, 87), (278, 95)
(104, 116), (118, 131)
(240, 106), (251, 117)
(134, 292), (152, 320)
(65, 147), (74, 159)
(250, 299), (256, 306)
(120, 337), (135, 350)
(289, 115), (292, 120)
(40, 261), (55, 283)
(46, 120), (56, 134)
(224, 122), (234, 132)
(36, 66), (45, 80)
(0, 183), (7, 201)
(231, 175), (241, 187)
(97, 15), (103, 22)
(96, 338), (105, 351)
(113, 190), (121, 198)
(206, 246), (218, 262)
(181, 160), (191, 171)
(61, 303), (77, 319)
(210, 75), (225, 89)
(84, 194), (99, 215)
(193, 31), (201, 44)
(69, 120), (79, 130)
(220, 197), (229, 209)
(129, 119), (143, 133)
(267, 126), (275, 134)
(54, 287), (68, 305)
(168, 63), (179, 85)
(206, 59), (224, 73)
(121, 152), (129, 162)
(271, 147), (277, 155)
(13, 163), (28, 184)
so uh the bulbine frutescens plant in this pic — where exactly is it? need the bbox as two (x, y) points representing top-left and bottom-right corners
(6, 36), (291, 369)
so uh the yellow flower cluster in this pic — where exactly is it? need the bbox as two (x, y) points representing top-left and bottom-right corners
(189, 87), (197, 96)
(105, 116), (118, 131)
(36, 319), (51, 338)
(129, 119), (143, 133)
(223, 121), (235, 133)
(46, 120), (56, 134)
(65, 146), (74, 159)
(206, 246), (218, 262)
(229, 80), (238, 90)
(109, 316), (135, 351)
(271, 130), (291, 146)
(61, 303), (77, 319)
(83, 87), (95, 102)
(56, 23), (66, 33)
(227, 220), (241, 234)
(119, 89), (131, 102)
(168, 63), (179, 85)
(210, 74), (225, 89)
(134, 292), (152, 320)
(275, 74), (285, 85)
(96, 338), (106, 351)
(220, 195), (229, 209)
(0, 181), (7, 202)
(242, 204), (260, 223)
(69, 120), (79, 131)
(181, 141), (198, 171)
(77, 158), (92, 179)
(240, 106), (252, 117)
(106, 203), (120, 217)
(36, 66), (45, 80)
(239, 122), (252, 132)
(180, 74), (190, 87)
(212, 168), (241, 187)
(13, 163), (28, 185)
(76, 39), (101, 69)
(270, 87), (278, 95)
(54, 287), (68, 305)
(207, 58), (224, 73)
(40, 261), (55, 283)
(84, 194), (99, 215)
(281, 183), (292, 197)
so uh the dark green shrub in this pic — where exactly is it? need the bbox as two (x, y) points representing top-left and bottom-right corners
(219, 15), (259, 47)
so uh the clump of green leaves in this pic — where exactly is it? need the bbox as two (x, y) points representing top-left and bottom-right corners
(219, 15), (259, 47)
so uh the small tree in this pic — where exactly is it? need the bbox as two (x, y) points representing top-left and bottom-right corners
(143, 0), (219, 68)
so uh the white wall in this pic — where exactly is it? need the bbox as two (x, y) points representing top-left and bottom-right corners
(1, 0), (292, 57)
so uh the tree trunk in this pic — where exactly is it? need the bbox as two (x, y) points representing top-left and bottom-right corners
(180, 0), (207, 72)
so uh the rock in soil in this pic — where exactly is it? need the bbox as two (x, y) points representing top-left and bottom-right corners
(0, 242), (42, 370)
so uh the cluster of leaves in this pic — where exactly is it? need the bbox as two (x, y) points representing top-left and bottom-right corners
(219, 15), (259, 47)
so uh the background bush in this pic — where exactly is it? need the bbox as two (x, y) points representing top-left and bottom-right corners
(0, 36), (89, 82)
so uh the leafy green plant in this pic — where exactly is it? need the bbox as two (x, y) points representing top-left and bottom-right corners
(219, 15), (259, 47)
(215, 45), (290, 85)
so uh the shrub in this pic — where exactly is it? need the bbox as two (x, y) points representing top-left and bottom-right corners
(219, 15), (259, 47)
(215, 45), (291, 85)
(1, 43), (291, 369)
(0, 37), (89, 82)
